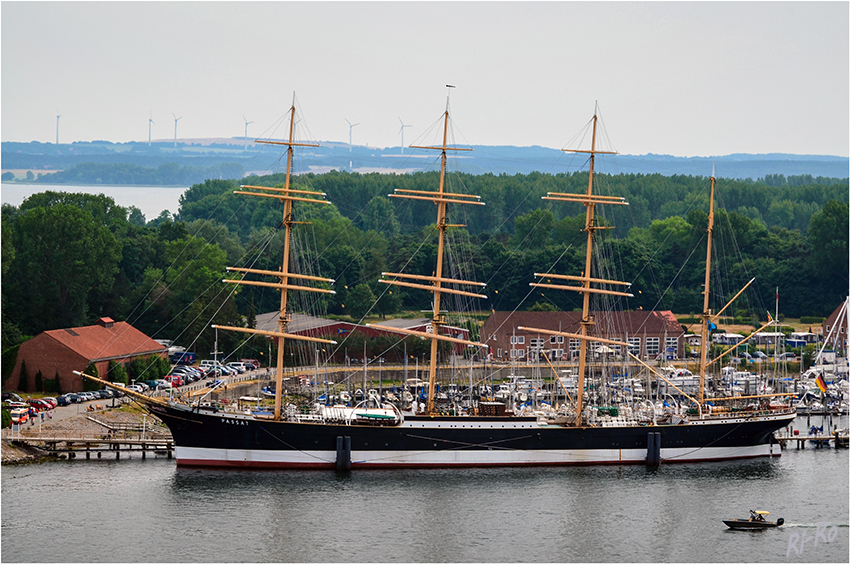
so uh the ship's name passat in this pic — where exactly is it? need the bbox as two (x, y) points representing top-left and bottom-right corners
(222, 418), (248, 425)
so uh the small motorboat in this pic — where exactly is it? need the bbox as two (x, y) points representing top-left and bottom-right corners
(723, 510), (784, 530)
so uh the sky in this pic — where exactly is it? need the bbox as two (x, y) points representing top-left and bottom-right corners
(2, 1), (848, 158)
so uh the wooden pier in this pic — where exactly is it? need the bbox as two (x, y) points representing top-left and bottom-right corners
(775, 430), (848, 450)
(7, 435), (174, 459)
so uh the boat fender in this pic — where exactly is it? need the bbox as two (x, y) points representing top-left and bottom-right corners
(777, 518), (784, 526)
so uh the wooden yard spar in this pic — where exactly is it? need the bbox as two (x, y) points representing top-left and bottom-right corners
(520, 112), (631, 426)
(212, 100), (337, 421)
(368, 105), (489, 414)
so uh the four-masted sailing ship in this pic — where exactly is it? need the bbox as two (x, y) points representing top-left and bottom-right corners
(82, 98), (797, 468)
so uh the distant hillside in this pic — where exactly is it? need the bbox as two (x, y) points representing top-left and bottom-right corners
(2, 139), (847, 181)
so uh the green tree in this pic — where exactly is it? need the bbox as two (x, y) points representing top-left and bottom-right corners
(54, 370), (62, 395)
(127, 206), (146, 226)
(808, 200), (849, 286)
(35, 369), (43, 392)
(1, 171), (14, 181)
(108, 360), (128, 385)
(529, 301), (558, 312)
(7, 204), (121, 332)
(513, 208), (555, 248)
(347, 283), (377, 319)
(82, 363), (100, 392)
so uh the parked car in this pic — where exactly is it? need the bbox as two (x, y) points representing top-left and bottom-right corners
(41, 397), (58, 408)
(776, 352), (796, 360)
(753, 351), (768, 359)
(25, 399), (50, 411)
(240, 359), (260, 369)
(227, 362), (247, 373)
(2, 392), (25, 403)
(55, 396), (70, 407)
(127, 385), (144, 393)
(63, 393), (81, 403)
(4, 400), (28, 409)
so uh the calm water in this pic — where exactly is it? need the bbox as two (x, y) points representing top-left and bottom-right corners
(1, 183), (188, 221)
(2, 416), (848, 563)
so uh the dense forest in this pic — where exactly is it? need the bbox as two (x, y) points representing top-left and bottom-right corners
(2, 169), (848, 367)
(22, 161), (246, 186)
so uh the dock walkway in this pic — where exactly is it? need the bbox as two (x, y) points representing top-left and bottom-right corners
(775, 429), (848, 450)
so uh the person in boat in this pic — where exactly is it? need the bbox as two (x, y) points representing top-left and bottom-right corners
(749, 510), (766, 522)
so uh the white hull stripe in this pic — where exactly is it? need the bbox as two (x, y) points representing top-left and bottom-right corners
(175, 443), (779, 467)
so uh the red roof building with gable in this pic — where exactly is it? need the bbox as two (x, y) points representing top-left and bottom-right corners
(6, 317), (166, 393)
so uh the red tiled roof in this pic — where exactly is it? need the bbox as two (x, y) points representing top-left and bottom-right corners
(43, 321), (166, 361)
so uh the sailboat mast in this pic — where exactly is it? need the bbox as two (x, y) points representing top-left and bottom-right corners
(698, 172), (716, 405)
(427, 110), (451, 413)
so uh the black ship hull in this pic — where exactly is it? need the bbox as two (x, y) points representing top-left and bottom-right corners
(148, 403), (794, 469)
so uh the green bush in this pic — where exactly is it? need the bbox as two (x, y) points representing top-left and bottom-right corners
(1, 345), (20, 388)
(1, 410), (11, 428)
(800, 316), (825, 324)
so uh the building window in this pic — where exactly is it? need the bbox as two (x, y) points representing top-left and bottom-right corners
(510, 335), (526, 345)
(646, 337), (660, 357)
(628, 337), (641, 355)
(497, 348), (502, 358)
(665, 337), (679, 355)
(570, 339), (580, 357)
(517, 349), (525, 358)
(510, 349), (517, 358)
(530, 338), (544, 349)
(550, 335), (557, 344)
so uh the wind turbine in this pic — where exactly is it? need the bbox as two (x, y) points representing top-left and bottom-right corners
(243, 115), (254, 150)
(56, 111), (61, 145)
(148, 112), (155, 146)
(398, 117), (412, 154)
(345, 118), (360, 152)
(173, 113), (182, 148)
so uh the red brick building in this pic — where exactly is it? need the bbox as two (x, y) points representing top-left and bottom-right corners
(255, 312), (470, 354)
(7, 317), (166, 392)
(480, 310), (685, 361)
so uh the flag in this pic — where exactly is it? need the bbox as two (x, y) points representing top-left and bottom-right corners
(815, 373), (828, 393)
(766, 311), (773, 323)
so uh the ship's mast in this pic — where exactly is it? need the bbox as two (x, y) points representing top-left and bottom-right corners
(698, 169), (716, 404)
(369, 101), (488, 414)
(521, 111), (631, 425)
(214, 98), (337, 421)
